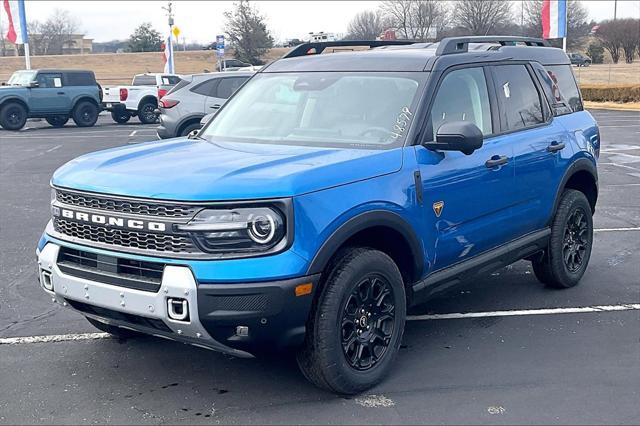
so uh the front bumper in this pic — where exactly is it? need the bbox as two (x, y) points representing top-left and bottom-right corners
(37, 242), (319, 356)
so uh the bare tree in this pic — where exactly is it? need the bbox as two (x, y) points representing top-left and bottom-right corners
(346, 10), (386, 40)
(618, 19), (640, 63)
(452, 0), (513, 36)
(597, 19), (626, 63)
(380, 0), (448, 41)
(27, 10), (79, 55)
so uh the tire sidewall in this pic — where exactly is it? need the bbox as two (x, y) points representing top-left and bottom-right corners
(550, 190), (593, 286)
(1, 102), (27, 130)
(46, 115), (69, 127)
(111, 110), (131, 124)
(72, 101), (98, 127)
(314, 249), (406, 394)
(180, 123), (201, 137)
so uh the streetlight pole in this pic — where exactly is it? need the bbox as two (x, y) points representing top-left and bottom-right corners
(161, 2), (175, 73)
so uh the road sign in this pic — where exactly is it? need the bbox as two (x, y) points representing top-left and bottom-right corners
(216, 34), (224, 58)
(172, 26), (180, 39)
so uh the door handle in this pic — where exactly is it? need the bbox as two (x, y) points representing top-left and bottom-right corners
(485, 155), (508, 168)
(547, 141), (565, 152)
(210, 104), (221, 109)
(57, 91), (65, 95)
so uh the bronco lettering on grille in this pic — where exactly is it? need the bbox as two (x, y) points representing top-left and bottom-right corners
(57, 208), (167, 232)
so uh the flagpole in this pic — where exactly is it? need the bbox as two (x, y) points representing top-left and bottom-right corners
(562, 0), (568, 52)
(23, 41), (30, 69)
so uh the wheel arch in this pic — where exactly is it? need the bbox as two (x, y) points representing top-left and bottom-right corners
(137, 95), (158, 110)
(0, 97), (30, 114)
(71, 95), (100, 111)
(550, 158), (598, 224)
(307, 210), (424, 285)
(177, 114), (205, 135)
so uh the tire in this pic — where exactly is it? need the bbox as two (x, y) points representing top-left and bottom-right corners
(297, 248), (406, 395)
(72, 101), (99, 127)
(86, 317), (142, 339)
(0, 101), (27, 131)
(180, 122), (201, 137)
(532, 189), (593, 288)
(46, 115), (69, 128)
(138, 100), (158, 124)
(111, 110), (131, 124)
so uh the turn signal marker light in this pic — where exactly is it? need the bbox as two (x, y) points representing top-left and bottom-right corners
(295, 283), (313, 297)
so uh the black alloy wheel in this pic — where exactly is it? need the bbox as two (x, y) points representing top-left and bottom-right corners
(562, 207), (589, 273)
(138, 102), (158, 124)
(341, 274), (395, 371)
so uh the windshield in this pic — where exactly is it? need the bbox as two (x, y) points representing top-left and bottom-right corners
(7, 70), (36, 86)
(200, 72), (426, 149)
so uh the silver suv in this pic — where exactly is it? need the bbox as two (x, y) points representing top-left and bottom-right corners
(157, 72), (253, 138)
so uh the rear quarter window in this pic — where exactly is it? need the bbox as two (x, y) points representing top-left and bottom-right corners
(65, 72), (96, 86)
(545, 65), (583, 113)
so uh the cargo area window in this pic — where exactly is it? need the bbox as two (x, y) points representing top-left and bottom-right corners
(546, 65), (583, 113)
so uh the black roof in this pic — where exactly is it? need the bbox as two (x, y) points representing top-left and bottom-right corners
(29, 69), (95, 74)
(264, 37), (570, 73)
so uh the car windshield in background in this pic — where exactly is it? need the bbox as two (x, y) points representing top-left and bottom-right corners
(8, 71), (36, 85)
(201, 72), (426, 149)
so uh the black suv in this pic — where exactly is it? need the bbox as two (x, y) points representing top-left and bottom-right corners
(0, 69), (101, 130)
(569, 53), (592, 67)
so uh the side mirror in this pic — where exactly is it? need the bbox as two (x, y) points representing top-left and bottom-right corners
(187, 129), (200, 139)
(28, 81), (39, 88)
(424, 121), (483, 155)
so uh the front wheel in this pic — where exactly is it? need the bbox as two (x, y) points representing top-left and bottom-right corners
(138, 100), (158, 124)
(0, 101), (27, 130)
(297, 248), (406, 395)
(532, 189), (593, 288)
(72, 101), (99, 127)
(46, 115), (69, 128)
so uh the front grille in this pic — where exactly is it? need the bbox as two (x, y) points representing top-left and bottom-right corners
(54, 218), (197, 253)
(56, 190), (199, 218)
(65, 299), (173, 333)
(57, 247), (164, 292)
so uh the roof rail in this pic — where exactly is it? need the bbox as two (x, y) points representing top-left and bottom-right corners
(283, 40), (417, 59)
(435, 36), (549, 56)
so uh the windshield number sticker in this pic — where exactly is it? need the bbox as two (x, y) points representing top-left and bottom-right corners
(391, 107), (413, 139)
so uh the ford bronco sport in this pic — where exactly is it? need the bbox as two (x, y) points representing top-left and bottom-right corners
(1, 69), (101, 130)
(37, 37), (599, 395)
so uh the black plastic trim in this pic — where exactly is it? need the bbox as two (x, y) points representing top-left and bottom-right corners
(411, 228), (550, 304)
(436, 36), (549, 56)
(307, 210), (424, 279)
(283, 40), (417, 58)
(549, 158), (598, 223)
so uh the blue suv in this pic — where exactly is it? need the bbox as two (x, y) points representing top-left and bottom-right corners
(37, 37), (599, 394)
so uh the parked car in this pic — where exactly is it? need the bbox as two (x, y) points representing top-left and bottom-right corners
(38, 37), (599, 395)
(0, 69), (101, 130)
(157, 71), (252, 138)
(569, 52), (591, 67)
(102, 73), (181, 124)
(219, 59), (253, 71)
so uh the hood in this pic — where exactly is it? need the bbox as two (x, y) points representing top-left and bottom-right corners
(52, 138), (403, 201)
(0, 85), (27, 94)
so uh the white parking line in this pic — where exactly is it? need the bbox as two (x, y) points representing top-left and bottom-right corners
(2, 304), (639, 346)
(45, 144), (61, 153)
(129, 130), (137, 137)
(407, 304), (640, 321)
(595, 227), (640, 232)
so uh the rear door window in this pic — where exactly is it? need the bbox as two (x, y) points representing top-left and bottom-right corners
(190, 79), (219, 96)
(215, 77), (248, 99)
(161, 75), (181, 85)
(492, 64), (545, 131)
(546, 65), (583, 113)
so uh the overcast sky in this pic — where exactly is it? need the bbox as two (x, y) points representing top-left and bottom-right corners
(7, 1), (640, 44)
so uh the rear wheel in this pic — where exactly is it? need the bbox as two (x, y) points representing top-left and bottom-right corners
(0, 102), (27, 130)
(111, 110), (131, 124)
(46, 115), (69, 128)
(180, 122), (201, 137)
(138, 100), (158, 124)
(297, 248), (406, 395)
(532, 189), (593, 288)
(86, 317), (142, 339)
(72, 101), (99, 127)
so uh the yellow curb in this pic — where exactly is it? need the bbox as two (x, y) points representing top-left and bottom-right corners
(584, 101), (640, 111)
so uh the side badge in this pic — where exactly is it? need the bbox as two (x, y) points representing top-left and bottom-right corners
(433, 201), (444, 218)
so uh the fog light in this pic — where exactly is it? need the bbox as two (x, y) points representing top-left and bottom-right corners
(41, 269), (53, 291)
(167, 298), (189, 322)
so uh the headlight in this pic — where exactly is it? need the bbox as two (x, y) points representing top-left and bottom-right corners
(177, 207), (286, 255)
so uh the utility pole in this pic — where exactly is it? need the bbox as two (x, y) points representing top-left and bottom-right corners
(161, 2), (175, 73)
(613, 0), (617, 20)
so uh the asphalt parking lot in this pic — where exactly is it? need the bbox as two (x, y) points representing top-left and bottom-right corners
(1, 110), (639, 424)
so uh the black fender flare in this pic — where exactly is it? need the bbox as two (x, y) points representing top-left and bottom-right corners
(137, 95), (158, 111)
(549, 157), (598, 225)
(177, 114), (205, 134)
(0, 96), (30, 114)
(71, 96), (100, 112)
(306, 210), (424, 280)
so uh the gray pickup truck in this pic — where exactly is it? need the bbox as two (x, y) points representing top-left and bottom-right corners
(0, 69), (101, 130)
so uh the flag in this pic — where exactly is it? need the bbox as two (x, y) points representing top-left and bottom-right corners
(163, 36), (174, 74)
(542, 0), (567, 39)
(3, 0), (29, 44)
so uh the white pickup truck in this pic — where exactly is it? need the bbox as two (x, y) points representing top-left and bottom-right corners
(102, 73), (181, 124)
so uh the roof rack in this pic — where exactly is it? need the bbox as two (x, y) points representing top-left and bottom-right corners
(435, 36), (549, 55)
(283, 40), (417, 59)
